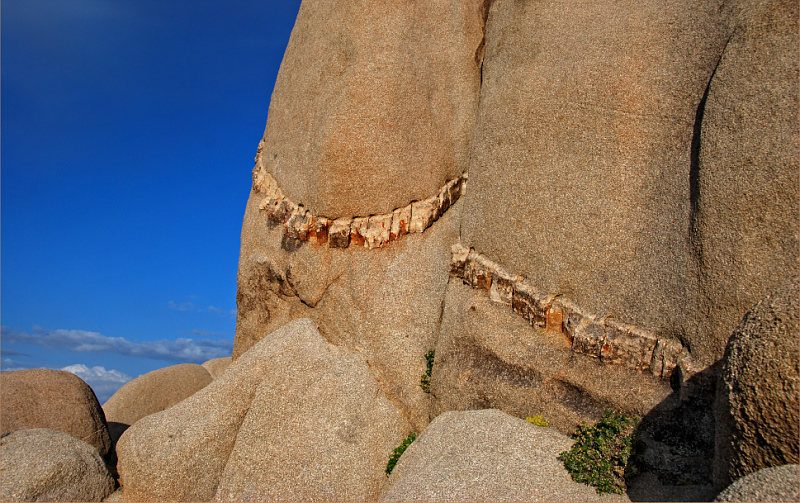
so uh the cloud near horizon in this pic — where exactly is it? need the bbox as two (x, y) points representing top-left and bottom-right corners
(61, 364), (133, 403)
(208, 305), (237, 317)
(1, 326), (233, 364)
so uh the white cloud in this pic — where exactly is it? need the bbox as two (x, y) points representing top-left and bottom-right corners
(168, 301), (197, 312)
(1, 326), (233, 364)
(208, 305), (236, 317)
(61, 364), (132, 383)
(61, 364), (133, 404)
(1, 358), (36, 372)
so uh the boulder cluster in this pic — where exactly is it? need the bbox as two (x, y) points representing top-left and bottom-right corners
(4, 0), (798, 499)
(1, 299), (796, 501)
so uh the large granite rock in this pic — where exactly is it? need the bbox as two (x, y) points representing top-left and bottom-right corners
(693, 0), (800, 364)
(432, 279), (673, 436)
(1, 368), (111, 457)
(715, 464), (800, 502)
(117, 319), (409, 502)
(255, 0), (485, 218)
(103, 363), (212, 428)
(214, 324), (410, 501)
(713, 277), (799, 491)
(380, 409), (629, 502)
(235, 193), (462, 431)
(460, 0), (731, 366)
(1, 428), (115, 502)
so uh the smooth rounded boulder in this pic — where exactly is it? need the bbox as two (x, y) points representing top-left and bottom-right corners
(102, 363), (212, 428)
(1, 428), (115, 502)
(380, 409), (629, 502)
(713, 277), (799, 490)
(714, 464), (800, 502)
(201, 356), (232, 380)
(1, 368), (111, 457)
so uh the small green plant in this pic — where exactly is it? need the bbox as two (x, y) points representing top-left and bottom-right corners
(525, 415), (549, 427)
(559, 411), (638, 494)
(386, 432), (417, 476)
(419, 350), (435, 393)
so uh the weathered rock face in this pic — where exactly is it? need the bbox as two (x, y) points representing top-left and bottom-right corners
(380, 409), (629, 502)
(102, 363), (212, 428)
(432, 279), (674, 435)
(460, 0), (732, 366)
(117, 319), (409, 502)
(693, 0), (800, 365)
(1, 369), (111, 457)
(1, 428), (115, 502)
(713, 277), (799, 491)
(256, 0), (486, 218)
(714, 464), (800, 502)
(235, 187), (462, 430)
(231, 0), (799, 492)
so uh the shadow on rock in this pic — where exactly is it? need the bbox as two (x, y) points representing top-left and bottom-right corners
(626, 363), (719, 502)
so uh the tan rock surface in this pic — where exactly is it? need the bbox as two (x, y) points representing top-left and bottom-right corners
(255, 0), (486, 218)
(214, 322), (409, 501)
(102, 363), (212, 427)
(693, 0), (799, 364)
(116, 325), (301, 502)
(1, 368), (111, 457)
(117, 319), (409, 502)
(1, 428), (115, 502)
(432, 280), (673, 436)
(201, 357), (232, 380)
(460, 0), (731, 366)
(235, 194), (463, 431)
(380, 409), (629, 502)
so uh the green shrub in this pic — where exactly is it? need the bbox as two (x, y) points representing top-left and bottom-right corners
(559, 411), (638, 494)
(526, 415), (549, 427)
(419, 350), (435, 393)
(386, 432), (417, 476)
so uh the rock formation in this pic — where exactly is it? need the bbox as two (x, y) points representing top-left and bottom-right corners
(1, 369), (111, 457)
(230, 0), (798, 497)
(714, 464), (800, 502)
(84, 0), (799, 500)
(102, 363), (213, 428)
(713, 277), (799, 491)
(201, 357), (232, 379)
(116, 319), (409, 502)
(1, 428), (115, 502)
(379, 409), (630, 502)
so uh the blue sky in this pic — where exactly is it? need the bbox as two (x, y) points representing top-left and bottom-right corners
(2, 0), (302, 402)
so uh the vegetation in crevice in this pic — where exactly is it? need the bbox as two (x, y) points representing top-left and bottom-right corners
(559, 411), (639, 494)
(525, 414), (549, 427)
(386, 432), (417, 476)
(419, 350), (435, 393)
